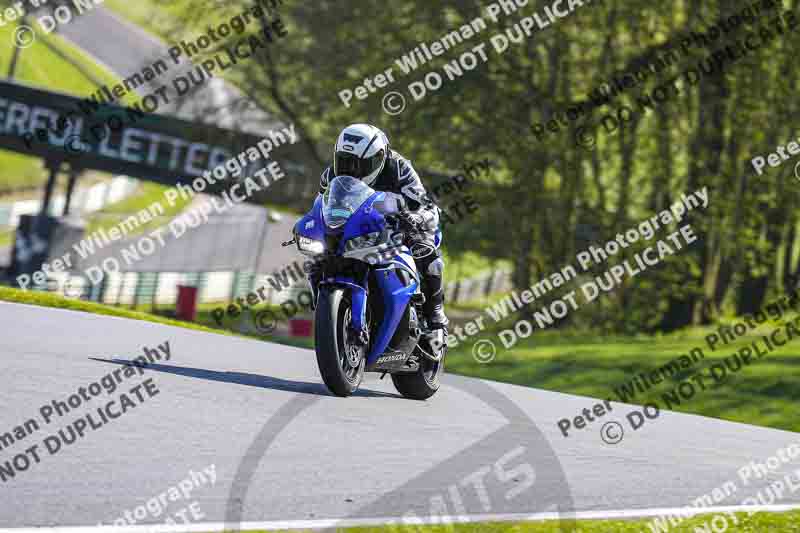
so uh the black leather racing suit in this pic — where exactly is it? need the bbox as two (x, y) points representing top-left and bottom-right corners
(319, 150), (448, 329)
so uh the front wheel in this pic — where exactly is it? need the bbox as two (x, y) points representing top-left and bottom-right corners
(315, 289), (365, 397)
(391, 344), (446, 400)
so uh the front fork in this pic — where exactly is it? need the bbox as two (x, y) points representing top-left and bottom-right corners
(312, 273), (370, 346)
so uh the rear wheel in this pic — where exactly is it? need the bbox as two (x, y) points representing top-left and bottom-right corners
(391, 341), (446, 400)
(315, 289), (365, 397)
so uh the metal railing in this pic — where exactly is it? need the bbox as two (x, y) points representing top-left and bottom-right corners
(31, 267), (512, 309)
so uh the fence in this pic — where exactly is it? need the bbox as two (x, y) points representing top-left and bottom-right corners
(29, 266), (512, 310)
(444, 268), (511, 304)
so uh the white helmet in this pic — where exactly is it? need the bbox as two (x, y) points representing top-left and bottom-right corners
(333, 124), (389, 186)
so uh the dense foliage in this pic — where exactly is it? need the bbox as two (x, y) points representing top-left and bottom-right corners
(88, 0), (800, 331)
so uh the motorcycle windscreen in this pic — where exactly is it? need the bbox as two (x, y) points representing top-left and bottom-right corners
(322, 175), (375, 229)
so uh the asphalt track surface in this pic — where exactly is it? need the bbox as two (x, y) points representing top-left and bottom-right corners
(2, 302), (800, 530)
(4, 8), (800, 531)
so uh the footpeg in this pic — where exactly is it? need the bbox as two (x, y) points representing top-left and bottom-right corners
(411, 293), (426, 305)
(421, 329), (446, 362)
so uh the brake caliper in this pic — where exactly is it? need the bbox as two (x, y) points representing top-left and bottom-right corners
(349, 325), (369, 347)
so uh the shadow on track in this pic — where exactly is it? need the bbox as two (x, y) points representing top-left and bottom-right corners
(89, 357), (400, 398)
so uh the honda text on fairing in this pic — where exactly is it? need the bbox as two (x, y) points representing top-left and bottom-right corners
(283, 175), (446, 398)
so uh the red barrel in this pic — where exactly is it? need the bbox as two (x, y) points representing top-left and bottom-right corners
(289, 318), (313, 337)
(176, 285), (198, 321)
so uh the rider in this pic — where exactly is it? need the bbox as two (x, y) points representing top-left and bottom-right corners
(319, 123), (449, 341)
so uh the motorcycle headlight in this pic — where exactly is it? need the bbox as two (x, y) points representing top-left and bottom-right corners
(344, 232), (381, 252)
(297, 236), (325, 255)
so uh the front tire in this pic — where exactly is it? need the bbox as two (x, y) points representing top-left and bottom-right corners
(315, 289), (365, 397)
(391, 345), (446, 400)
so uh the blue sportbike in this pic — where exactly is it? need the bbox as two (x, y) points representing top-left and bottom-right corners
(283, 175), (446, 399)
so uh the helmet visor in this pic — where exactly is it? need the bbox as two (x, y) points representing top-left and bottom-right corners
(334, 149), (385, 180)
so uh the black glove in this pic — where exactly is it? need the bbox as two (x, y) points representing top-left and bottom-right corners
(397, 211), (425, 230)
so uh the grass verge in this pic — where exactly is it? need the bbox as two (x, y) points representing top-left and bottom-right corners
(84, 182), (193, 236)
(0, 286), (234, 337)
(0, 287), (313, 347)
(103, 0), (189, 39)
(190, 302), (315, 349)
(242, 510), (800, 532)
(445, 316), (800, 433)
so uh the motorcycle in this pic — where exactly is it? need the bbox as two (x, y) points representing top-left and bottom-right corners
(282, 175), (446, 399)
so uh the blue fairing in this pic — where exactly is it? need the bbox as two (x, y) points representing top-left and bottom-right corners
(298, 176), (439, 369)
(367, 270), (417, 363)
(295, 194), (325, 242)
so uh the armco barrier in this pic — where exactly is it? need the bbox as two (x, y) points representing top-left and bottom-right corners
(18, 267), (512, 310)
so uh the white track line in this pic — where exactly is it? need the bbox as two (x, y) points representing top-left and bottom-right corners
(2, 504), (800, 532)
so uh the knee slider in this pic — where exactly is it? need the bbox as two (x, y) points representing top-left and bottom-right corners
(426, 257), (444, 277)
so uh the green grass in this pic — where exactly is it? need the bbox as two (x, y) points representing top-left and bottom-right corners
(0, 152), (46, 193)
(0, 286), (236, 337)
(443, 250), (509, 282)
(191, 301), (315, 348)
(0, 22), (139, 193)
(84, 182), (193, 236)
(0, 290), (310, 347)
(0, 230), (11, 247)
(445, 316), (800, 433)
(104, 0), (189, 39)
(243, 511), (800, 531)
(126, 300), (315, 349)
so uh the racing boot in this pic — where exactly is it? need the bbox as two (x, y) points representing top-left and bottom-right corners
(421, 257), (448, 356)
